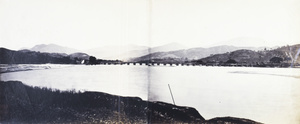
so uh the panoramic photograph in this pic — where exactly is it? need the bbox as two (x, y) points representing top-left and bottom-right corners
(0, 0), (300, 123)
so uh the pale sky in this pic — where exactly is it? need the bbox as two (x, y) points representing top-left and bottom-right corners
(0, 0), (299, 50)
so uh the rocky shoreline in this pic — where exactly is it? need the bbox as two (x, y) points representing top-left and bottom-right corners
(0, 81), (261, 123)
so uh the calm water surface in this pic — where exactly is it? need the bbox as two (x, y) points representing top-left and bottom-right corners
(1, 65), (300, 124)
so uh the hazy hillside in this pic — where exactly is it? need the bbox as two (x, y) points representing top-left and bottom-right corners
(130, 45), (263, 62)
(198, 44), (300, 66)
(0, 48), (88, 64)
(86, 44), (149, 60)
(275, 44), (300, 57)
(69, 52), (90, 60)
(149, 42), (187, 53)
(199, 49), (283, 63)
(29, 44), (81, 54)
(86, 43), (187, 60)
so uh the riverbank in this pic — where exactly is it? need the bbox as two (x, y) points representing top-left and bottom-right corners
(0, 81), (261, 123)
(1, 64), (297, 75)
(0, 64), (73, 73)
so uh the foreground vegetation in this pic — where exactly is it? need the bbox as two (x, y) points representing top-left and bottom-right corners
(0, 81), (261, 123)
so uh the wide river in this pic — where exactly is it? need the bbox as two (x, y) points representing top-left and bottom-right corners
(1, 65), (300, 124)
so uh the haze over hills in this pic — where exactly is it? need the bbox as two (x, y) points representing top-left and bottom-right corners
(21, 43), (283, 62)
(130, 45), (266, 62)
(28, 44), (81, 54)
(0, 47), (88, 65)
(210, 37), (272, 48)
(85, 44), (149, 60)
(85, 42), (187, 60)
(150, 42), (188, 53)
(197, 44), (300, 66)
(115, 42), (188, 60)
(2, 43), (299, 67)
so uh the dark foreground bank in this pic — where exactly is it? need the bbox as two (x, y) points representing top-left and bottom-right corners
(0, 81), (261, 124)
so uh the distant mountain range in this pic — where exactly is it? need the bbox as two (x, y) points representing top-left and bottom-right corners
(85, 44), (149, 60)
(0, 48), (89, 64)
(85, 42), (187, 60)
(21, 43), (188, 60)
(11, 43), (300, 66)
(197, 44), (300, 66)
(27, 44), (81, 54)
(130, 45), (265, 62)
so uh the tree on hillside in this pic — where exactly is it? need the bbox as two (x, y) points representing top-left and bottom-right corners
(89, 56), (97, 65)
(270, 57), (283, 63)
(225, 59), (237, 63)
(191, 60), (205, 65)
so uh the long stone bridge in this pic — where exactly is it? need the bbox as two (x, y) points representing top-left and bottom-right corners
(90, 62), (258, 67)
(96, 62), (200, 66)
